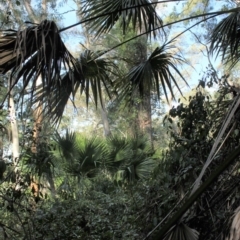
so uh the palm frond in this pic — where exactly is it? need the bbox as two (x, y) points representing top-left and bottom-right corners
(210, 12), (240, 68)
(106, 135), (156, 183)
(54, 131), (107, 178)
(32, 49), (117, 123)
(104, 135), (129, 171)
(154, 145), (240, 239)
(228, 206), (240, 240)
(81, 0), (163, 38)
(78, 50), (117, 107)
(67, 138), (104, 178)
(163, 223), (199, 240)
(23, 142), (55, 177)
(54, 130), (76, 160)
(114, 157), (156, 183)
(0, 20), (79, 97)
(135, 158), (156, 179)
(119, 44), (188, 103)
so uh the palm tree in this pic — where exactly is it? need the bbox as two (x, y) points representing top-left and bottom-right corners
(2, 1), (240, 239)
(55, 131), (107, 177)
(53, 131), (156, 185)
(105, 134), (157, 184)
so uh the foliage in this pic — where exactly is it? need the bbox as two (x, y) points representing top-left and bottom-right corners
(153, 84), (240, 239)
(32, 185), (144, 239)
(2, 1), (240, 240)
(53, 131), (157, 185)
(1, 83), (240, 240)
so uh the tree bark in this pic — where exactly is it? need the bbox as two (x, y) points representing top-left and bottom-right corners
(99, 100), (111, 137)
(8, 78), (21, 190)
(8, 79), (19, 165)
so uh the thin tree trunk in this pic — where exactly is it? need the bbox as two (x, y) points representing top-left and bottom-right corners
(31, 76), (43, 153)
(31, 99), (42, 153)
(99, 100), (111, 137)
(9, 95), (19, 163)
(8, 78), (20, 190)
(138, 92), (153, 147)
(45, 171), (56, 196)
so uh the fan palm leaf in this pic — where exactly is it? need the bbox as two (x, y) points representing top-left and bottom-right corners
(81, 0), (163, 38)
(228, 206), (240, 240)
(106, 135), (156, 183)
(119, 44), (188, 103)
(0, 20), (79, 98)
(54, 130), (77, 160)
(135, 158), (156, 179)
(163, 223), (199, 240)
(210, 12), (240, 68)
(78, 50), (117, 106)
(54, 131), (107, 178)
(32, 49), (117, 123)
(23, 142), (55, 177)
(114, 157), (156, 183)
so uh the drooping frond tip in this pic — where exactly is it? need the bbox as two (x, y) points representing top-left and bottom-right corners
(210, 12), (240, 68)
(119, 44), (188, 105)
(81, 0), (164, 39)
(0, 20), (85, 124)
(0, 20), (80, 99)
(32, 49), (118, 124)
